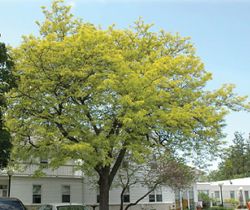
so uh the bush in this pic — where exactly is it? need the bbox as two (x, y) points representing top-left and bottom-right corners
(198, 192), (212, 208)
(237, 205), (247, 209)
(225, 198), (239, 208)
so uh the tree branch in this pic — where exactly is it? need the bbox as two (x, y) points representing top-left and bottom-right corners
(106, 118), (122, 138)
(55, 122), (79, 143)
(109, 147), (127, 186)
(27, 135), (39, 148)
(124, 183), (159, 210)
(85, 111), (100, 135)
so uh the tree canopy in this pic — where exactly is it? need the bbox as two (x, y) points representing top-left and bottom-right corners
(208, 132), (250, 181)
(0, 42), (15, 168)
(5, 1), (249, 210)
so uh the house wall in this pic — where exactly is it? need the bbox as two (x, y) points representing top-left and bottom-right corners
(83, 177), (177, 210)
(85, 203), (174, 210)
(197, 182), (250, 206)
(1, 165), (196, 210)
(109, 203), (173, 210)
(14, 162), (83, 177)
(9, 176), (84, 205)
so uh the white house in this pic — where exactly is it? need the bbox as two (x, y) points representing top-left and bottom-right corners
(196, 178), (250, 207)
(0, 162), (84, 208)
(0, 162), (197, 210)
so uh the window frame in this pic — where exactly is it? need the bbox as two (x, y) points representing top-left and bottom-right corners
(0, 185), (8, 197)
(33, 185), (42, 204)
(122, 187), (130, 203)
(149, 188), (163, 202)
(230, 191), (235, 199)
(214, 191), (220, 199)
(62, 185), (71, 203)
(245, 191), (249, 201)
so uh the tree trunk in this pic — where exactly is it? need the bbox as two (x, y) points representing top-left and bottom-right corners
(120, 186), (126, 210)
(97, 147), (127, 210)
(99, 166), (110, 210)
(120, 195), (124, 210)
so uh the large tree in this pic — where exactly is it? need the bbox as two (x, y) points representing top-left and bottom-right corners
(0, 41), (15, 169)
(6, 1), (249, 210)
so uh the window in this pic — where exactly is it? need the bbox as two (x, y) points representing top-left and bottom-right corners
(149, 188), (162, 202)
(123, 194), (130, 203)
(0, 185), (8, 197)
(156, 194), (163, 202)
(149, 193), (155, 202)
(122, 188), (130, 203)
(62, 185), (70, 203)
(97, 194), (100, 203)
(214, 191), (220, 199)
(33, 185), (41, 203)
(40, 159), (48, 164)
(230, 191), (235, 199)
(40, 155), (48, 165)
(245, 191), (249, 201)
(96, 187), (100, 203)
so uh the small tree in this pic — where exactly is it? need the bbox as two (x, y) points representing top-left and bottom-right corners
(117, 154), (195, 210)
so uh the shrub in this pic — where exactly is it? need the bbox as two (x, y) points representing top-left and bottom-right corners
(225, 198), (239, 208)
(237, 205), (247, 209)
(198, 192), (212, 208)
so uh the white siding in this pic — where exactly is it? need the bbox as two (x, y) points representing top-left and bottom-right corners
(1, 163), (198, 210)
(83, 177), (98, 204)
(83, 180), (176, 205)
(109, 187), (121, 204)
(10, 176), (83, 205)
(196, 179), (250, 206)
(130, 183), (149, 203)
(162, 187), (175, 203)
(14, 164), (83, 178)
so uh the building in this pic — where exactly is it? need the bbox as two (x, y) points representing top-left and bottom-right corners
(197, 178), (250, 207)
(83, 175), (178, 210)
(0, 162), (197, 210)
(0, 163), (84, 209)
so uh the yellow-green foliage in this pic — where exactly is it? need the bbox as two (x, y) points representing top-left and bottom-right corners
(225, 198), (239, 208)
(6, 0), (249, 172)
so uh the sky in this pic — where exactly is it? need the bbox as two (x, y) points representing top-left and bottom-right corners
(1, 0), (250, 169)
